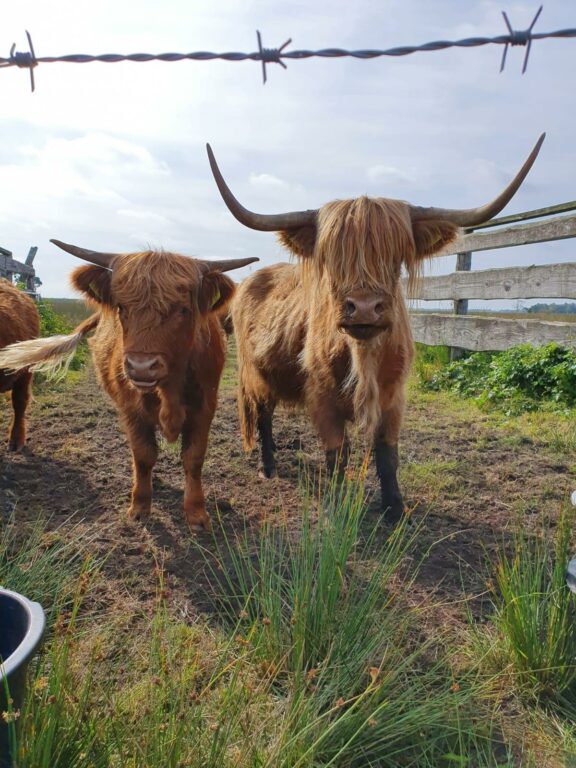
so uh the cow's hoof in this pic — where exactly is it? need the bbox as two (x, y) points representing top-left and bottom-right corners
(128, 503), (151, 521)
(185, 514), (211, 532)
(258, 466), (277, 480)
(8, 436), (25, 452)
(382, 499), (405, 526)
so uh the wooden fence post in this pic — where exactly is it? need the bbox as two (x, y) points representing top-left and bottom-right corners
(449, 251), (472, 361)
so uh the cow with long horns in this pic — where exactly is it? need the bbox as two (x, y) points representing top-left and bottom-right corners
(207, 135), (545, 522)
(0, 245), (257, 529)
(0, 279), (40, 451)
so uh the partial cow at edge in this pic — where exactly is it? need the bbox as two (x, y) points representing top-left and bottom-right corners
(0, 246), (257, 530)
(207, 134), (545, 523)
(0, 279), (40, 451)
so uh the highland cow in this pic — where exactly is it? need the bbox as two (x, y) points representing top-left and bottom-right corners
(207, 135), (545, 521)
(0, 243), (257, 529)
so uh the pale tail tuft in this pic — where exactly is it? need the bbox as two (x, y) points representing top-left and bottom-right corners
(0, 332), (83, 376)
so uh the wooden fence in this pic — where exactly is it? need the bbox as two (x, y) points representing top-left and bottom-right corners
(0, 246), (38, 297)
(407, 201), (576, 354)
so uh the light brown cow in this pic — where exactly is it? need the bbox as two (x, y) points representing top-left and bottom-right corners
(0, 279), (40, 451)
(207, 135), (545, 521)
(0, 244), (257, 529)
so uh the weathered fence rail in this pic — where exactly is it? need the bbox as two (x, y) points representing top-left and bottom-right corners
(407, 200), (576, 352)
(0, 246), (38, 296)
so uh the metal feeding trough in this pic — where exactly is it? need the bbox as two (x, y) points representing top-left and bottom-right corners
(0, 588), (45, 768)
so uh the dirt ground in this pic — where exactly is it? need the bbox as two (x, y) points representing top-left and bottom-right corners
(0, 356), (573, 626)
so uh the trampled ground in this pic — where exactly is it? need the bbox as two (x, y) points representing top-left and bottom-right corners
(1, 349), (573, 628)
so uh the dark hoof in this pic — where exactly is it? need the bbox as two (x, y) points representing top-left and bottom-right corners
(258, 466), (278, 479)
(382, 499), (405, 525)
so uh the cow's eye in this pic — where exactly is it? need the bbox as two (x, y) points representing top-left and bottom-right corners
(179, 307), (190, 317)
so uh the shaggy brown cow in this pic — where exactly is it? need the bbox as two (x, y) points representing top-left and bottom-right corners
(0, 243), (257, 529)
(207, 135), (545, 521)
(0, 279), (40, 451)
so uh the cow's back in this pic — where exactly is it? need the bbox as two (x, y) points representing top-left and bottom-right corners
(232, 263), (307, 403)
(0, 280), (40, 392)
(0, 280), (40, 348)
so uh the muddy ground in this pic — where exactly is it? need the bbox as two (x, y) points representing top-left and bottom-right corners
(0, 357), (573, 626)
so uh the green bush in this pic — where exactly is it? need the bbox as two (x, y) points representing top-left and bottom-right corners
(421, 344), (576, 414)
(36, 300), (89, 372)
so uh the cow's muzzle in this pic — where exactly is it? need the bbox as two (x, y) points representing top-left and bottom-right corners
(124, 353), (168, 389)
(340, 324), (388, 341)
(339, 291), (392, 340)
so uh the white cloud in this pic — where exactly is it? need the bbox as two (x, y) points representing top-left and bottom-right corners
(249, 173), (291, 190)
(366, 165), (415, 184)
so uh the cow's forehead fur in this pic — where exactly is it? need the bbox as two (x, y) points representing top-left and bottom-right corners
(306, 197), (417, 293)
(111, 251), (203, 314)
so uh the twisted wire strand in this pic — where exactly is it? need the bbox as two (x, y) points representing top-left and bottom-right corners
(1, 9), (574, 91)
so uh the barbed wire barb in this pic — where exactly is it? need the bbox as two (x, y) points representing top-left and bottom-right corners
(256, 30), (291, 84)
(500, 4), (543, 73)
(2, 29), (37, 91)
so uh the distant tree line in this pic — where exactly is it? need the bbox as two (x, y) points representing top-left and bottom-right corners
(527, 302), (576, 314)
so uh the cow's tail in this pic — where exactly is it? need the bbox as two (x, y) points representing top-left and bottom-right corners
(0, 313), (99, 375)
(237, 378), (258, 452)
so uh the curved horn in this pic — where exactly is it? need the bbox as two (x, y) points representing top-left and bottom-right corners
(410, 133), (546, 227)
(206, 144), (317, 231)
(50, 239), (119, 269)
(199, 256), (259, 273)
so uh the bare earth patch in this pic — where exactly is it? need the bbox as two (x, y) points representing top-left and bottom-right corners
(0, 360), (572, 627)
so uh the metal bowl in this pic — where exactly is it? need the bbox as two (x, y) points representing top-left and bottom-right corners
(0, 588), (45, 767)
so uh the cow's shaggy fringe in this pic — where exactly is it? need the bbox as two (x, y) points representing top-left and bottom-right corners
(308, 197), (420, 294)
(0, 314), (98, 375)
(112, 251), (204, 317)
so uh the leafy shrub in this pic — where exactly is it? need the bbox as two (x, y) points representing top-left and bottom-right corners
(36, 300), (89, 372)
(421, 344), (576, 413)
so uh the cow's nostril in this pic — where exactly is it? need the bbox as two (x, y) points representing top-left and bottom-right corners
(374, 302), (384, 316)
(344, 300), (356, 316)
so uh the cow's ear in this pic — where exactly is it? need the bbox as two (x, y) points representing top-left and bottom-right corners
(70, 265), (113, 306)
(198, 272), (236, 315)
(277, 225), (318, 258)
(411, 219), (459, 260)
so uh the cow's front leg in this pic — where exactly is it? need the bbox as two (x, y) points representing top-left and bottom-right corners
(124, 417), (158, 520)
(309, 398), (349, 480)
(8, 371), (32, 452)
(373, 405), (404, 523)
(257, 401), (277, 479)
(181, 411), (212, 531)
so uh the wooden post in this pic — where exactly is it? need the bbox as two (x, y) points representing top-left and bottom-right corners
(449, 251), (472, 362)
(25, 246), (37, 266)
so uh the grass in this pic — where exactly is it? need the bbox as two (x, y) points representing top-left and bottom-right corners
(483, 511), (576, 714)
(2, 484), (525, 768)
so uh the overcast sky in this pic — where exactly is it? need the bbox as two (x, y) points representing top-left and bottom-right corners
(1, 0), (574, 308)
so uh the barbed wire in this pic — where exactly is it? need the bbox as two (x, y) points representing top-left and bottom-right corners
(1, 5), (574, 92)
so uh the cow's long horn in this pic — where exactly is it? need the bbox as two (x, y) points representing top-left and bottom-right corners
(410, 133), (545, 227)
(199, 256), (259, 273)
(50, 239), (119, 269)
(206, 144), (317, 231)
